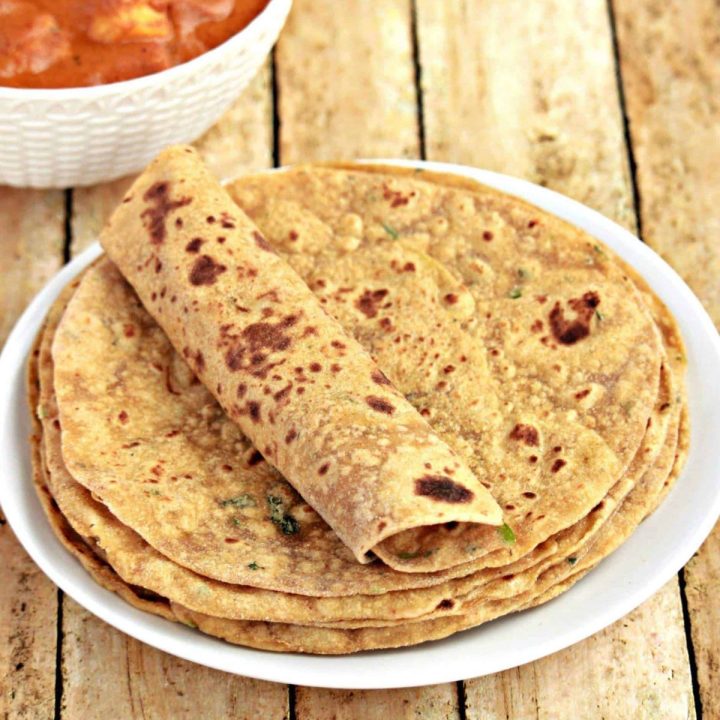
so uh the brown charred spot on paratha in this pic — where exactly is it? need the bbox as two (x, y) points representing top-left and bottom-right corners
(444, 293), (459, 305)
(551, 459), (566, 473)
(220, 212), (236, 229)
(371, 369), (391, 386)
(482, 230), (494, 241)
(355, 289), (389, 318)
(225, 315), (298, 378)
(309, 362), (322, 373)
(122, 194), (133, 204)
(253, 231), (275, 253)
(415, 476), (474, 503)
(247, 401), (261, 423)
(436, 599), (455, 610)
(530, 319), (543, 333)
(123, 323), (135, 337)
(509, 423), (539, 446)
(331, 340), (347, 350)
(273, 384), (293, 403)
(302, 326), (318, 338)
(377, 521), (387, 531)
(141, 181), (192, 245)
(185, 237), (204, 253)
(118, 410), (129, 423)
(285, 428), (297, 444)
(382, 184), (414, 207)
(247, 450), (264, 466)
(189, 255), (227, 286)
(318, 463), (329, 476)
(237, 383), (247, 398)
(366, 396), (395, 414)
(575, 388), (591, 399)
(549, 291), (600, 345)
(444, 521), (459, 530)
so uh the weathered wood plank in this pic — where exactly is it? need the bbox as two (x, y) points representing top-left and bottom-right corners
(614, 1), (720, 713)
(276, 0), (455, 714)
(684, 529), (720, 720)
(463, 581), (695, 719)
(71, 64), (273, 255)
(0, 187), (64, 719)
(275, 0), (419, 163)
(295, 684), (459, 720)
(417, 0), (635, 230)
(59, 62), (288, 720)
(614, 0), (720, 326)
(415, 0), (695, 713)
(60, 598), (287, 720)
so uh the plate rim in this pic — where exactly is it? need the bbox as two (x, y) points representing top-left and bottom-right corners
(1, 158), (719, 689)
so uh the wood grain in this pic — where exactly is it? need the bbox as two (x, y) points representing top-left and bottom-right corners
(463, 581), (695, 719)
(295, 684), (459, 720)
(0, 187), (64, 719)
(685, 532), (720, 720)
(60, 598), (287, 720)
(614, 0), (720, 326)
(415, 0), (696, 714)
(275, 0), (419, 162)
(71, 64), (273, 255)
(417, 0), (635, 229)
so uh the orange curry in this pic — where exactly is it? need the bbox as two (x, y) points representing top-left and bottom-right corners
(0, 0), (269, 88)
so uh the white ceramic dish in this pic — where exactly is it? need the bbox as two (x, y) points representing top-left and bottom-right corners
(1, 161), (719, 689)
(0, 0), (291, 188)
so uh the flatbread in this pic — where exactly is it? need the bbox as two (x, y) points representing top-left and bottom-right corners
(93, 147), (503, 570)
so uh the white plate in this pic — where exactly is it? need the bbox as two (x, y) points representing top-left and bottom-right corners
(1, 161), (719, 689)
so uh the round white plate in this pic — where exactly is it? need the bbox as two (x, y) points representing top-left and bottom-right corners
(1, 161), (719, 689)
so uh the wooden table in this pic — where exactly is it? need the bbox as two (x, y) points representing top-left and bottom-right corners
(2, 1), (718, 717)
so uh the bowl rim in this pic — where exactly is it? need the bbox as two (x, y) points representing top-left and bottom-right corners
(0, 0), (290, 100)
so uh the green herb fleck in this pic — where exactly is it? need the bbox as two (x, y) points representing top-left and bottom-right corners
(567, 556), (578, 565)
(37, 406), (46, 419)
(498, 523), (516, 545)
(382, 222), (399, 239)
(517, 268), (531, 280)
(595, 309), (605, 321)
(148, 489), (161, 496)
(231, 517), (242, 527)
(267, 495), (300, 535)
(622, 400), (634, 414)
(219, 494), (256, 509)
(183, 619), (198, 629)
(247, 561), (264, 570)
(593, 244), (606, 256)
(508, 287), (522, 299)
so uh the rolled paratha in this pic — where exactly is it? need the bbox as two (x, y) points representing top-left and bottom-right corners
(94, 147), (503, 569)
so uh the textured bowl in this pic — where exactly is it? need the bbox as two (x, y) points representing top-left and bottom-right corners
(0, 0), (291, 188)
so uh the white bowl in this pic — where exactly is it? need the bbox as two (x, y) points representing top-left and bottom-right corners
(0, 0), (291, 188)
(1, 161), (719, 689)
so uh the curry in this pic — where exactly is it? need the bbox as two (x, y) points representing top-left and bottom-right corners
(0, 0), (269, 89)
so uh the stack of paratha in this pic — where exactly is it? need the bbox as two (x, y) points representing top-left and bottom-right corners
(27, 147), (688, 654)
